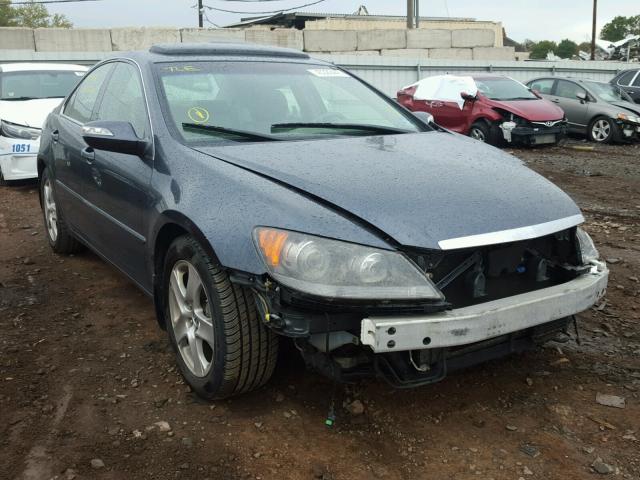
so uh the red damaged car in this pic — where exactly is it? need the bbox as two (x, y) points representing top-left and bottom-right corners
(397, 75), (567, 146)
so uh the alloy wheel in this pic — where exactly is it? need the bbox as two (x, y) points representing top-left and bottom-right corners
(591, 119), (611, 142)
(168, 260), (215, 377)
(43, 178), (58, 242)
(470, 127), (486, 142)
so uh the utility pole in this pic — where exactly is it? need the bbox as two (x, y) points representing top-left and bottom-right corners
(407, 0), (415, 29)
(198, 0), (204, 28)
(415, 0), (420, 28)
(590, 0), (597, 60)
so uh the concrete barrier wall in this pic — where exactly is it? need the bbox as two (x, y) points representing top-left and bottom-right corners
(0, 26), (517, 60)
(0, 49), (631, 98)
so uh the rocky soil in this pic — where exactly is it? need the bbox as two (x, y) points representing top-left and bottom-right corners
(1, 139), (639, 480)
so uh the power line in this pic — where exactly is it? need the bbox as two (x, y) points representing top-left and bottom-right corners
(7, 0), (102, 4)
(203, 0), (326, 15)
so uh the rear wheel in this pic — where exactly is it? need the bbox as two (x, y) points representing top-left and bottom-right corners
(40, 168), (83, 254)
(588, 116), (616, 143)
(163, 235), (278, 399)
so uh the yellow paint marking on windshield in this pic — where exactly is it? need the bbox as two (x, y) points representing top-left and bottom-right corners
(187, 107), (210, 124)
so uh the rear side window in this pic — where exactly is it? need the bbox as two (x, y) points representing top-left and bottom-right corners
(64, 63), (112, 124)
(529, 78), (554, 95)
(617, 70), (636, 86)
(94, 62), (149, 139)
(555, 80), (586, 100)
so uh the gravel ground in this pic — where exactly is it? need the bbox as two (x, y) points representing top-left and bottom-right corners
(1, 139), (639, 480)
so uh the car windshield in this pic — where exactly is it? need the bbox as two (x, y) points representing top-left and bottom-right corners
(475, 77), (538, 101)
(155, 61), (423, 143)
(0, 70), (85, 101)
(583, 81), (629, 102)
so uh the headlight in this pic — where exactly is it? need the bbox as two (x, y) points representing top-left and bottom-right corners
(0, 120), (40, 140)
(576, 227), (599, 265)
(253, 227), (444, 301)
(617, 113), (640, 124)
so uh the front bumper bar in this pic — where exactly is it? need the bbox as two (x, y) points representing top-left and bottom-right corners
(361, 263), (608, 353)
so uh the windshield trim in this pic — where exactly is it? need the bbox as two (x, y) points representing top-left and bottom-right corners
(152, 59), (431, 147)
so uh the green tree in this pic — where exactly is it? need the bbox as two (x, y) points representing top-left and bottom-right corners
(12, 0), (72, 28)
(529, 40), (558, 60)
(0, 1), (17, 26)
(600, 15), (640, 41)
(556, 39), (579, 59)
(578, 41), (592, 52)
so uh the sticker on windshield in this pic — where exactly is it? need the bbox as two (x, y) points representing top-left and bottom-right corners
(187, 107), (210, 124)
(74, 71), (85, 77)
(307, 68), (349, 78)
(162, 65), (203, 73)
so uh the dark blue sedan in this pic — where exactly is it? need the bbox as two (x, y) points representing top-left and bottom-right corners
(38, 43), (608, 398)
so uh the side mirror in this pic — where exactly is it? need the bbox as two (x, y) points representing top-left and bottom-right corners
(576, 92), (588, 102)
(530, 88), (542, 98)
(413, 111), (435, 125)
(460, 92), (476, 101)
(82, 121), (148, 157)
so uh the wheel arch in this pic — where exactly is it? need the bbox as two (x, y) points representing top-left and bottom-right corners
(151, 211), (223, 330)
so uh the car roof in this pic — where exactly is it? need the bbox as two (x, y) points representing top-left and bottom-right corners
(116, 42), (319, 65)
(0, 62), (88, 73)
(529, 76), (606, 85)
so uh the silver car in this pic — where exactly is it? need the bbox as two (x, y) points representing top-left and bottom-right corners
(527, 76), (640, 143)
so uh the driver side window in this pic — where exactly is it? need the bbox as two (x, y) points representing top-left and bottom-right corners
(555, 80), (586, 100)
(64, 63), (113, 124)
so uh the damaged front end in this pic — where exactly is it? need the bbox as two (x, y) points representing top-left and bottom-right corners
(240, 226), (607, 388)
(496, 110), (568, 146)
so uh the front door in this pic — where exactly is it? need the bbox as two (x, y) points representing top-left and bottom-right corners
(81, 61), (154, 288)
(551, 80), (590, 132)
(53, 63), (114, 229)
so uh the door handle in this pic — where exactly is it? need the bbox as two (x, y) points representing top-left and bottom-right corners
(551, 99), (560, 103)
(52, 130), (59, 142)
(81, 147), (95, 164)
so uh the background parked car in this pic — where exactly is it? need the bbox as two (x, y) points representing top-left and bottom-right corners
(527, 76), (640, 143)
(397, 75), (566, 147)
(0, 63), (87, 185)
(610, 68), (640, 104)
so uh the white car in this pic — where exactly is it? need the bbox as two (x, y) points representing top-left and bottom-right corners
(0, 63), (88, 184)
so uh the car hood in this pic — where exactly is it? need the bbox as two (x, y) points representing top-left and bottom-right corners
(483, 97), (565, 121)
(195, 132), (582, 250)
(0, 98), (63, 128)
(609, 101), (640, 116)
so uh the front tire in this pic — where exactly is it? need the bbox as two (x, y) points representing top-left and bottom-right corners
(469, 121), (490, 143)
(40, 168), (83, 254)
(163, 236), (278, 399)
(588, 116), (616, 143)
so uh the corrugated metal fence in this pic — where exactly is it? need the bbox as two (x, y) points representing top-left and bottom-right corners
(317, 55), (636, 97)
(1, 50), (636, 98)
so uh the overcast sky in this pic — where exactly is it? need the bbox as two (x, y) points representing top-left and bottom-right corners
(45, 0), (639, 43)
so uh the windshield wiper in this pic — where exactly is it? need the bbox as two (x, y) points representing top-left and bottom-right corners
(271, 122), (412, 135)
(182, 123), (280, 142)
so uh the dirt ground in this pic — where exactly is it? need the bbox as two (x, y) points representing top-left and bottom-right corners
(1, 138), (639, 480)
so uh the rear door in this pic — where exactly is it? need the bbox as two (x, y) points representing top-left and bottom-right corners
(615, 70), (640, 104)
(627, 71), (640, 104)
(54, 63), (114, 228)
(80, 61), (153, 287)
(551, 80), (590, 131)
